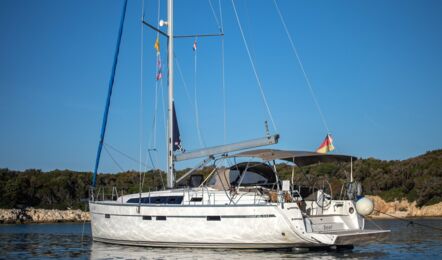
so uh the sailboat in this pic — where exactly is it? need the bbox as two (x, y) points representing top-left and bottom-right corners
(89, 0), (389, 249)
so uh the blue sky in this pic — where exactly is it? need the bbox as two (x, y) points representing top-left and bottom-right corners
(1, 0), (441, 173)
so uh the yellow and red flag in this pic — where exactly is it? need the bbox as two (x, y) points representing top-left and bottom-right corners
(154, 37), (160, 53)
(316, 134), (335, 154)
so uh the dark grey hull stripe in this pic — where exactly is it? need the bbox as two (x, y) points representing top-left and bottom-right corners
(92, 212), (276, 218)
(90, 202), (276, 208)
(93, 237), (304, 249)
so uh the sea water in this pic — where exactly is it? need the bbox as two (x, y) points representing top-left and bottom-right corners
(0, 219), (441, 259)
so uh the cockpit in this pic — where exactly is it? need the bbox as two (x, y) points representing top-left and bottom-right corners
(207, 162), (277, 190)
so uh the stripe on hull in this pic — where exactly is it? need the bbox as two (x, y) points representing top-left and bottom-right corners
(93, 237), (304, 249)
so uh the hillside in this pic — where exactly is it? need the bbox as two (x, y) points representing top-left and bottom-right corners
(0, 150), (441, 210)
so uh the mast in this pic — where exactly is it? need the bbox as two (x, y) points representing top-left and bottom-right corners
(167, 0), (175, 188)
(92, 0), (128, 187)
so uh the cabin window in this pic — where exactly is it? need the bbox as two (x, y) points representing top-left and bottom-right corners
(142, 216), (152, 220)
(229, 170), (241, 183)
(207, 216), (221, 221)
(167, 196), (181, 204)
(190, 197), (203, 202)
(127, 196), (183, 205)
(240, 171), (269, 185)
(105, 214), (110, 219)
(156, 216), (167, 221)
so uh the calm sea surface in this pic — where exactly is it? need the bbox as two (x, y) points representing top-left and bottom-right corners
(0, 219), (441, 259)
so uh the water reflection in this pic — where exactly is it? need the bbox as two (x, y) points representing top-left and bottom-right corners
(0, 223), (91, 259)
(90, 242), (375, 260)
(0, 219), (441, 259)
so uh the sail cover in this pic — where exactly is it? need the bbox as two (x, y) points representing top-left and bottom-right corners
(172, 102), (182, 151)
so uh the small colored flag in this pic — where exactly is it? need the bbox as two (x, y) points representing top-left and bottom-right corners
(316, 134), (335, 154)
(192, 40), (197, 51)
(154, 37), (160, 53)
(156, 70), (162, 80)
(156, 57), (162, 80)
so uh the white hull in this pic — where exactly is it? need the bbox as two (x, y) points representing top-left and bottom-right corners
(89, 196), (389, 249)
(90, 202), (305, 248)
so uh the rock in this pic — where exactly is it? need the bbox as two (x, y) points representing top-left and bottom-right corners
(0, 208), (91, 224)
(366, 195), (442, 218)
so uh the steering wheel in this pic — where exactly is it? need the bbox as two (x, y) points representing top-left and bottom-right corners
(313, 179), (333, 209)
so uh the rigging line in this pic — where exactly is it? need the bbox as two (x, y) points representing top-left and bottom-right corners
(373, 209), (442, 232)
(151, 0), (162, 150)
(230, 0), (278, 132)
(174, 56), (194, 110)
(365, 217), (384, 231)
(160, 78), (168, 171)
(175, 54), (207, 147)
(243, 0), (258, 68)
(272, 0), (330, 134)
(103, 145), (125, 172)
(144, 0), (162, 175)
(104, 142), (150, 169)
(208, 0), (222, 31)
(218, 0), (224, 32)
(152, 54), (162, 148)
(150, 83), (159, 149)
(219, 0), (226, 145)
(157, 0), (168, 174)
(139, 0), (145, 195)
(147, 148), (165, 189)
(194, 38), (206, 148)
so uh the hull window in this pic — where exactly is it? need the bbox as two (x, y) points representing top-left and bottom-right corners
(126, 196), (183, 204)
(207, 216), (221, 221)
(156, 216), (167, 221)
(142, 216), (152, 220)
(105, 214), (110, 219)
(190, 197), (203, 202)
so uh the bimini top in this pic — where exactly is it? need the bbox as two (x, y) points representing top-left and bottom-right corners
(231, 149), (357, 167)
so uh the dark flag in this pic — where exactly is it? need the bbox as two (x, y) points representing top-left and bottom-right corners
(172, 102), (182, 151)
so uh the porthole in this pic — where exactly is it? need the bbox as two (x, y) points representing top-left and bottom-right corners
(349, 207), (355, 214)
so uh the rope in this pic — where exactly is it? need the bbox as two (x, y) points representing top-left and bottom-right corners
(193, 38), (206, 147)
(174, 57), (194, 110)
(373, 209), (442, 232)
(230, 0), (277, 132)
(160, 79), (167, 170)
(149, 84), (159, 148)
(219, 0), (226, 145)
(103, 145), (125, 172)
(150, 0), (162, 151)
(104, 142), (149, 169)
(208, 0), (222, 31)
(366, 217), (384, 230)
(273, 0), (330, 134)
(146, 0), (165, 176)
(139, 0), (145, 202)
(175, 55), (207, 148)
(80, 203), (88, 248)
(209, 0), (227, 144)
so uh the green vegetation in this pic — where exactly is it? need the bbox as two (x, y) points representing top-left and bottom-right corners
(1, 150), (441, 210)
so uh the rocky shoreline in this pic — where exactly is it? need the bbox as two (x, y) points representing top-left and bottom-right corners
(0, 208), (90, 224)
(1, 196), (441, 224)
(367, 195), (442, 219)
